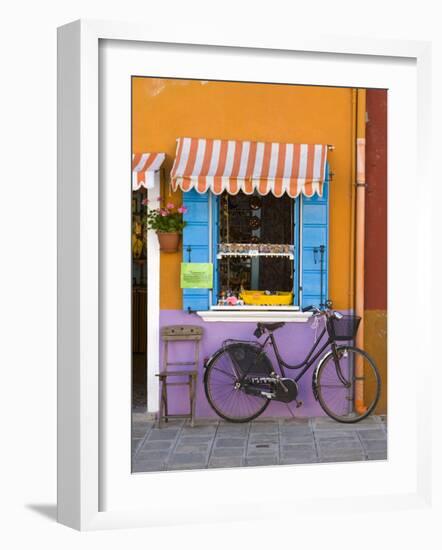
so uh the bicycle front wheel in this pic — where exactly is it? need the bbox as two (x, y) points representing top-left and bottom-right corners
(316, 346), (381, 423)
(204, 344), (271, 423)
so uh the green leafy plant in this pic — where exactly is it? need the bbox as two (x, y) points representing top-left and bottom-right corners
(142, 199), (187, 233)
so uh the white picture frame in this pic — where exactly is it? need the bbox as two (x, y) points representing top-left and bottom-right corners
(57, 19), (433, 531)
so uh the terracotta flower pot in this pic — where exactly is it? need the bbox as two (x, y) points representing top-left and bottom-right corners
(156, 231), (181, 253)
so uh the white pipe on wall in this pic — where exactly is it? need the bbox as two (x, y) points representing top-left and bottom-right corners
(354, 89), (367, 413)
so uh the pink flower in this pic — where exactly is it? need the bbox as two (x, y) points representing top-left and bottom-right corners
(160, 209), (168, 217)
(177, 205), (188, 214)
(156, 196), (162, 202)
(166, 202), (175, 209)
(141, 198), (149, 205)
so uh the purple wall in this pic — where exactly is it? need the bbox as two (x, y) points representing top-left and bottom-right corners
(159, 310), (340, 418)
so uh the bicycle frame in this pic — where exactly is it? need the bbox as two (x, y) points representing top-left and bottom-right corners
(260, 321), (343, 384)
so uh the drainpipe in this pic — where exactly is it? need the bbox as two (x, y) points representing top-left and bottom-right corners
(355, 89), (366, 413)
(349, 89), (357, 312)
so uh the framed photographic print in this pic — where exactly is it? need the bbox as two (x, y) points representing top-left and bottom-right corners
(57, 19), (432, 531)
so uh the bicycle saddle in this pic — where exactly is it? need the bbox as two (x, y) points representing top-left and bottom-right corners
(257, 322), (285, 332)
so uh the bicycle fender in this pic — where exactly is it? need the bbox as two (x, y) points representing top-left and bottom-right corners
(311, 348), (335, 401)
(203, 348), (224, 369)
(204, 341), (265, 369)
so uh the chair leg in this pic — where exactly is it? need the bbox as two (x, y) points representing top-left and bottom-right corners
(162, 341), (169, 425)
(190, 375), (196, 428)
(158, 380), (163, 428)
(163, 380), (169, 423)
(159, 379), (167, 428)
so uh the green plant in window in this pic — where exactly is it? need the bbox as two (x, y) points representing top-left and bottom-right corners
(143, 199), (187, 233)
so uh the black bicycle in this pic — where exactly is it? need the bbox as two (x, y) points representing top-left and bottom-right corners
(203, 304), (381, 423)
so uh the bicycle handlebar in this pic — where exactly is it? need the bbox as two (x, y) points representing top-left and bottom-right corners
(302, 305), (321, 314)
(301, 304), (343, 320)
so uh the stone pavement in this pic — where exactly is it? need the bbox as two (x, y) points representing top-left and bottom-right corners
(132, 414), (387, 473)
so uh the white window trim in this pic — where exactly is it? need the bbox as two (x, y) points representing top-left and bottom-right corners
(197, 308), (312, 323)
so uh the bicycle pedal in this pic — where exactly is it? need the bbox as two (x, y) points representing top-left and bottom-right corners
(295, 400), (303, 408)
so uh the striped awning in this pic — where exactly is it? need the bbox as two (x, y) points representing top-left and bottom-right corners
(132, 152), (165, 190)
(170, 137), (328, 198)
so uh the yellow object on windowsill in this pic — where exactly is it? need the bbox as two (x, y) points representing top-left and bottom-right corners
(240, 290), (293, 306)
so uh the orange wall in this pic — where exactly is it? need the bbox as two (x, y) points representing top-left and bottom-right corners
(132, 78), (356, 310)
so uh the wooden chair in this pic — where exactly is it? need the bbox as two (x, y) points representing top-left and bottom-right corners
(156, 325), (203, 428)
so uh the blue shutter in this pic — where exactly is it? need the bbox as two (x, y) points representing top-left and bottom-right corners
(300, 163), (330, 309)
(211, 194), (220, 305)
(182, 190), (210, 312)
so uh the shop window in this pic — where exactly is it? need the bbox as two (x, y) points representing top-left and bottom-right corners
(181, 165), (330, 313)
(216, 191), (296, 304)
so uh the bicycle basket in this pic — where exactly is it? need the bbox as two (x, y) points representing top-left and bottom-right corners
(328, 315), (361, 341)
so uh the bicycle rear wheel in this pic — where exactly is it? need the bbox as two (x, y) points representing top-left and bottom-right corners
(204, 344), (271, 423)
(316, 346), (381, 423)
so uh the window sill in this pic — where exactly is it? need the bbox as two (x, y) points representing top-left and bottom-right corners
(196, 308), (312, 323)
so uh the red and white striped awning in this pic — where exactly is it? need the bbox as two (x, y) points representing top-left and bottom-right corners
(170, 138), (328, 198)
(132, 152), (165, 190)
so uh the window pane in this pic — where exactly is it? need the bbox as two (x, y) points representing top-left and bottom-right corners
(217, 191), (294, 299)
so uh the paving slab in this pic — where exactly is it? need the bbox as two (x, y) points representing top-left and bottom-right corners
(136, 450), (171, 462)
(132, 424), (152, 438)
(318, 443), (365, 458)
(167, 452), (208, 467)
(175, 441), (212, 454)
(245, 455), (279, 467)
(250, 423), (279, 435)
(282, 443), (317, 456)
(319, 446), (365, 459)
(281, 455), (319, 465)
(132, 460), (166, 472)
(181, 425), (218, 437)
(148, 429), (180, 441)
(279, 418), (310, 426)
(360, 439), (388, 452)
(214, 437), (247, 448)
(281, 435), (315, 446)
(247, 442), (279, 456)
(358, 429), (387, 441)
(318, 437), (362, 448)
(156, 419), (185, 429)
(366, 450), (388, 460)
(140, 440), (175, 451)
(217, 423), (249, 436)
(209, 457), (244, 469)
(168, 460), (208, 470)
(132, 414), (387, 473)
(319, 454), (365, 463)
(249, 433), (279, 444)
(211, 447), (246, 457)
(280, 427), (313, 438)
(179, 435), (215, 444)
(168, 463), (208, 471)
(313, 416), (382, 430)
(314, 430), (359, 440)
